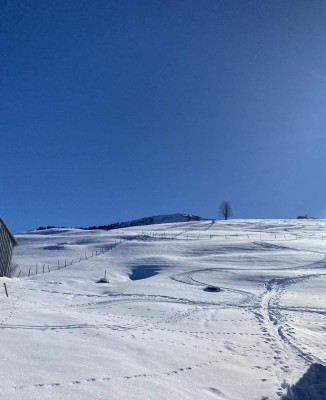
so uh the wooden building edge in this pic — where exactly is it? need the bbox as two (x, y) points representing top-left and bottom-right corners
(0, 217), (18, 277)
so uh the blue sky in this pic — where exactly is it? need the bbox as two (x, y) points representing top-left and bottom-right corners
(1, 0), (326, 232)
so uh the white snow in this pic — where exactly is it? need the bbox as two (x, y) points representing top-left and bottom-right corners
(1, 219), (324, 399)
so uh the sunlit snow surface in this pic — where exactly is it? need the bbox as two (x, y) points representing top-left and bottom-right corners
(3, 219), (325, 399)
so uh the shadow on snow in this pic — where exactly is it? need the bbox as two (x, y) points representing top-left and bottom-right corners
(282, 363), (326, 400)
(129, 265), (160, 281)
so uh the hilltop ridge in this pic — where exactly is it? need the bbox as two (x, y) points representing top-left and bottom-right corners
(35, 213), (208, 232)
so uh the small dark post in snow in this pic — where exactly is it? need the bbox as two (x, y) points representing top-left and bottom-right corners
(28, 267), (31, 277)
(64, 260), (66, 267)
(17, 270), (21, 278)
(48, 265), (50, 272)
(36, 264), (38, 274)
(43, 264), (45, 273)
(3, 283), (8, 297)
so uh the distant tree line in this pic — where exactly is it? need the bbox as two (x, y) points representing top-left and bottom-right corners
(36, 225), (67, 230)
(34, 215), (204, 232)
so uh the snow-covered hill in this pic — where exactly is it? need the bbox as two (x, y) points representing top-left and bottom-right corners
(3, 219), (326, 399)
(35, 213), (207, 232)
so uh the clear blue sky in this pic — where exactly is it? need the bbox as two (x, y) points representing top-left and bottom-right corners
(2, 0), (326, 232)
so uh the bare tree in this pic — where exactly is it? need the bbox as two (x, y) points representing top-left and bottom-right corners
(219, 201), (232, 220)
(8, 262), (18, 278)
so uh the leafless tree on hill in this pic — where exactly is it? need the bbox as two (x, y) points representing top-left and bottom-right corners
(219, 201), (232, 220)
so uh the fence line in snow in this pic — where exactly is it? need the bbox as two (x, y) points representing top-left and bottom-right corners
(18, 240), (124, 278)
(135, 231), (326, 242)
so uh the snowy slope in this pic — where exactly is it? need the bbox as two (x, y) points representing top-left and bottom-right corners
(1, 219), (325, 399)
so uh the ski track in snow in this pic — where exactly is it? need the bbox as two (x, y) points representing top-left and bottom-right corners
(256, 270), (326, 399)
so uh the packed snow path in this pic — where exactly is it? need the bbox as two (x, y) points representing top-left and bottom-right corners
(2, 219), (325, 399)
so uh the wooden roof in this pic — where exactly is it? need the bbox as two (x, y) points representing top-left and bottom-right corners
(0, 218), (18, 246)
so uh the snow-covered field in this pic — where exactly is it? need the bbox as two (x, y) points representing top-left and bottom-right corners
(2, 219), (326, 399)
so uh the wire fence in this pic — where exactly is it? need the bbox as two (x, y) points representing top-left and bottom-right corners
(137, 231), (326, 241)
(16, 240), (123, 278)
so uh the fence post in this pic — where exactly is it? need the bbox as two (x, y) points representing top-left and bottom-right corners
(28, 267), (31, 277)
(3, 283), (8, 297)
